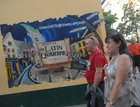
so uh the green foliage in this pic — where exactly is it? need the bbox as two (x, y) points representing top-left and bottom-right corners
(117, 2), (140, 42)
(103, 10), (118, 35)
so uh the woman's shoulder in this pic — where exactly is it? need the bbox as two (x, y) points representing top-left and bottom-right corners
(118, 54), (132, 64)
(119, 54), (130, 59)
(114, 54), (132, 72)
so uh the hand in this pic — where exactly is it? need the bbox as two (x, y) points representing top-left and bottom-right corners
(93, 84), (97, 91)
(105, 102), (112, 107)
(104, 76), (108, 81)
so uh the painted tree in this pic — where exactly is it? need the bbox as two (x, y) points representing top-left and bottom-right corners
(117, 2), (140, 42)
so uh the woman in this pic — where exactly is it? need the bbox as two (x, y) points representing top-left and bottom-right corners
(104, 32), (140, 107)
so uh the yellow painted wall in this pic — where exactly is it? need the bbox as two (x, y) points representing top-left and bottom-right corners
(0, 0), (106, 95)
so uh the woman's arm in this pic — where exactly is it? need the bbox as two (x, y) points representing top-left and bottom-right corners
(106, 54), (131, 107)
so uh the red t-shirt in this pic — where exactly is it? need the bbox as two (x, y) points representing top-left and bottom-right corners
(86, 49), (108, 84)
(128, 44), (140, 56)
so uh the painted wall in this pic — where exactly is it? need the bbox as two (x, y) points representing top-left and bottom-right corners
(0, 0), (106, 95)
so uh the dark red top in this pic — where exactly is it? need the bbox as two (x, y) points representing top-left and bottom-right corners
(86, 49), (108, 84)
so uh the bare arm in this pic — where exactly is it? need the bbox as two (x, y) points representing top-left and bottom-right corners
(106, 54), (131, 106)
(93, 67), (102, 89)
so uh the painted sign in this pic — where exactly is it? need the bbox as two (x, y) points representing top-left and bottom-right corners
(38, 38), (70, 65)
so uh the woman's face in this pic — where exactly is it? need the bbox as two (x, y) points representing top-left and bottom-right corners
(106, 38), (120, 56)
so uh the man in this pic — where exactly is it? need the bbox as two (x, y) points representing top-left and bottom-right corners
(85, 33), (108, 107)
(128, 38), (140, 79)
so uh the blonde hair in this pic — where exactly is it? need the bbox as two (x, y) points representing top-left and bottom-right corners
(89, 36), (98, 45)
(85, 33), (98, 45)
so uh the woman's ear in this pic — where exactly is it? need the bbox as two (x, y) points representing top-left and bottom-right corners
(118, 41), (121, 47)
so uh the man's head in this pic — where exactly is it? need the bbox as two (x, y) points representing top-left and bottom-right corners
(85, 36), (98, 53)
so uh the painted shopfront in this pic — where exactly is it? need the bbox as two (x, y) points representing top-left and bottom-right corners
(0, 0), (106, 106)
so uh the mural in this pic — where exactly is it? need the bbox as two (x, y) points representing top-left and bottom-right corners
(0, 12), (104, 88)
